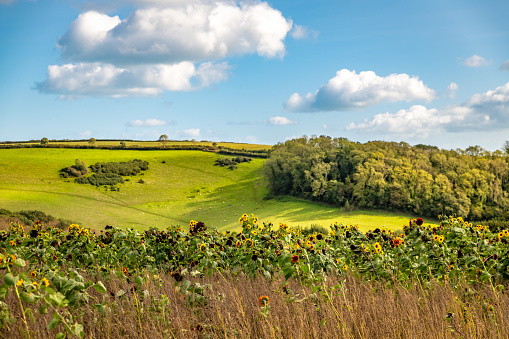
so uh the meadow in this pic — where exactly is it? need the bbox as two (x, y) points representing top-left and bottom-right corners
(0, 148), (438, 233)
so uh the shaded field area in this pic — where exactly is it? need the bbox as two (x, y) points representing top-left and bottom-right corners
(0, 148), (438, 232)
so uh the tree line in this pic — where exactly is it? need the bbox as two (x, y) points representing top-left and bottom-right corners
(264, 136), (509, 221)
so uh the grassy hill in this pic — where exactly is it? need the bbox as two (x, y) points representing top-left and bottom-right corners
(0, 148), (439, 232)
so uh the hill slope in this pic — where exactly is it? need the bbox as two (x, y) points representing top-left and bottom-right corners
(0, 148), (437, 231)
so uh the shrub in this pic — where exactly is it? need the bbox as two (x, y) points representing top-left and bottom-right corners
(76, 173), (124, 186)
(60, 159), (88, 178)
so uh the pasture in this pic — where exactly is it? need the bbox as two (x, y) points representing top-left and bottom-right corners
(0, 148), (438, 232)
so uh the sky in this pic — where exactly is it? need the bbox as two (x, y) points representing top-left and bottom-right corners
(0, 0), (508, 151)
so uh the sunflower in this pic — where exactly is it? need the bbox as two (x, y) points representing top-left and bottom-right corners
(308, 244), (315, 251)
(342, 264), (348, 271)
(392, 237), (403, 247)
(32, 281), (40, 288)
(16, 279), (23, 286)
(41, 277), (50, 287)
(245, 239), (254, 248)
(199, 243), (207, 252)
(291, 254), (299, 263)
(122, 266), (129, 276)
(335, 258), (341, 265)
(258, 295), (270, 307)
(251, 230), (257, 236)
(30, 271), (37, 278)
(9, 240), (15, 246)
(373, 242), (383, 253)
(416, 218), (424, 226)
(236, 240), (242, 248)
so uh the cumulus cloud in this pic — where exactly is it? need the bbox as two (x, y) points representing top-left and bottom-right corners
(500, 60), (509, 71)
(128, 118), (169, 127)
(347, 81), (509, 136)
(58, 3), (292, 65)
(284, 69), (435, 112)
(38, 1), (293, 98)
(460, 54), (491, 67)
(35, 61), (230, 98)
(267, 116), (297, 125)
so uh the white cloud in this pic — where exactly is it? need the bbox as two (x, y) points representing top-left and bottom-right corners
(128, 118), (168, 127)
(35, 61), (230, 98)
(58, 3), (292, 65)
(181, 128), (201, 138)
(447, 82), (458, 98)
(39, 1), (293, 98)
(267, 116), (297, 125)
(347, 81), (509, 136)
(500, 60), (509, 71)
(460, 54), (491, 67)
(290, 24), (318, 40)
(284, 69), (435, 112)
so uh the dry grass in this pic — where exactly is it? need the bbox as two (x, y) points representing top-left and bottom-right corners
(2, 269), (508, 339)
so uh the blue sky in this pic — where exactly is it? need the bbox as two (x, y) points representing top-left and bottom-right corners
(1, 0), (508, 151)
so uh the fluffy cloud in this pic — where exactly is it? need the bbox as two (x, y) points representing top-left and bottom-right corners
(58, 3), (292, 65)
(347, 82), (509, 136)
(284, 69), (435, 112)
(128, 118), (169, 127)
(39, 1), (293, 98)
(500, 60), (509, 71)
(460, 55), (491, 67)
(267, 116), (297, 125)
(35, 61), (230, 98)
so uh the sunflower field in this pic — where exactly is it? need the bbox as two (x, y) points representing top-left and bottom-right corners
(1, 215), (509, 338)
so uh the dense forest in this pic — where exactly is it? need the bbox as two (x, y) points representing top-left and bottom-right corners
(264, 136), (509, 221)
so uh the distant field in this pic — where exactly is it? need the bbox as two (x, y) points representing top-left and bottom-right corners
(0, 148), (439, 232)
(12, 140), (271, 151)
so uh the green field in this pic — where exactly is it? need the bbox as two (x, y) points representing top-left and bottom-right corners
(0, 148), (438, 232)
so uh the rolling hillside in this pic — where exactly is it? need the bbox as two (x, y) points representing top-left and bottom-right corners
(0, 148), (438, 231)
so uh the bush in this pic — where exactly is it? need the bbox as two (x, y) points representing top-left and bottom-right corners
(90, 159), (149, 176)
(18, 210), (55, 223)
(60, 159), (88, 178)
(214, 156), (252, 169)
(0, 208), (13, 216)
(76, 173), (124, 186)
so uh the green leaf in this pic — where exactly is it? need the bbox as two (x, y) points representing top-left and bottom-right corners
(135, 276), (144, 286)
(3, 273), (16, 287)
(0, 283), (9, 300)
(55, 332), (66, 339)
(47, 314), (61, 330)
(39, 305), (49, 315)
(20, 291), (36, 303)
(92, 281), (107, 294)
(70, 322), (85, 338)
(13, 258), (26, 267)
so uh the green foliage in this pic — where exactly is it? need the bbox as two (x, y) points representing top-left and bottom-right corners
(75, 159), (148, 187)
(40, 138), (49, 145)
(90, 159), (148, 176)
(76, 173), (124, 186)
(60, 159), (89, 178)
(265, 136), (509, 221)
(215, 156), (252, 170)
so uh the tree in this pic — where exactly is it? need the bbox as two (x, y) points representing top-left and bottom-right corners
(40, 138), (49, 145)
(503, 141), (509, 155)
(88, 138), (96, 146)
(119, 141), (126, 148)
(158, 134), (169, 145)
